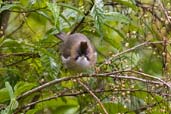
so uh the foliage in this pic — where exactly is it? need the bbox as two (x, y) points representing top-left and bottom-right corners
(0, 0), (171, 114)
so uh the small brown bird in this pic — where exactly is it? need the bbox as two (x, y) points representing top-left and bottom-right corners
(56, 32), (97, 72)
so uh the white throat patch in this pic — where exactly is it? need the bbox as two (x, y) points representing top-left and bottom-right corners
(75, 56), (90, 68)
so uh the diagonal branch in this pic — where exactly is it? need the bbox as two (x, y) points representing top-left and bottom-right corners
(77, 79), (108, 114)
(68, 1), (94, 34)
(99, 41), (168, 68)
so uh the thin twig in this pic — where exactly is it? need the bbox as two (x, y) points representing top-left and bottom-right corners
(69, 2), (94, 34)
(77, 79), (108, 114)
(10, 6), (47, 13)
(5, 57), (30, 67)
(129, 70), (171, 89)
(135, 0), (162, 22)
(99, 41), (167, 68)
(158, 0), (171, 24)
(7, 13), (30, 36)
(0, 52), (40, 58)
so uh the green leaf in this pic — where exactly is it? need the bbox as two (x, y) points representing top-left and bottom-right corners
(114, 0), (137, 10)
(0, 3), (20, 13)
(99, 103), (129, 113)
(14, 81), (36, 97)
(5, 82), (14, 100)
(10, 99), (18, 111)
(104, 12), (130, 24)
(36, 10), (52, 21)
(102, 23), (123, 49)
(44, 27), (58, 37)
(104, 23), (125, 39)
(47, 2), (60, 30)
(0, 39), (24, 52)
(39, 48), (60, 79)
(140, 50), (162, 76)
(94, 0), (104, 10)
(1, 82), (18, 114)
(90, 0), (104, 35)
(27, 97), (79, 114)
(125, 96), (145, 111)
(60, 14), (72, 28)
(0, 88), (10, 103)
(57, 3), (84, 16)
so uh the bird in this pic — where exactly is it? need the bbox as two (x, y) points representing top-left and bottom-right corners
(55, 32), (97, 72)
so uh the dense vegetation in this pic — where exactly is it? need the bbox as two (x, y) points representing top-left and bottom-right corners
(0, 0), (171, 113)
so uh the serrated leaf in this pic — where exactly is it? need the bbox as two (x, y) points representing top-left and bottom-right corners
(89, 0), (106, 35)
(60, 14), (72, 28)
(47, 2), (60, 30)
(94, 0), (104, 9)
(39, 49), (60, 79)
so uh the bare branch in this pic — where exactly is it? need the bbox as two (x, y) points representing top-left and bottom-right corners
(68, 2), (94, 34)
(99, 41), (166, 68)
(77, 79), (108, 114)
(129, 70), (171, 88)
(15, 88), (171, 113)
(17, 70), (169, 100)
(0, 52), (40, 58)
(158, 0), (171, 25)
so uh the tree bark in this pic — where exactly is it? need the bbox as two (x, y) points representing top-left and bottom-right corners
(0, 0), (13, 37)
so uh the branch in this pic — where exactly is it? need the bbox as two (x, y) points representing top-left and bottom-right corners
(7, 13), (30, 36)
(77, 79), (108, 114)
(5, 57), (31, 67)
(0, 52), (40, 66)
(15, 88), (171, 113)
(68, 2), (94, 34)
(0, 52), (40, 58)
(17, 71), (169, 100)
(129, 70), (171, 88)
(135, 0), (162, 22)
(10, 6), (47, 13)
(158, 0), (171, 25)
(99, 41), (167, 68)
